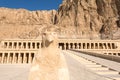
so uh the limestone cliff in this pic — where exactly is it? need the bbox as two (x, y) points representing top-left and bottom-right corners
(56, 0), (120, 39)
(0, 8), (56, 25)
(0, 8), (57, 39)
(0, 0), (120, 39)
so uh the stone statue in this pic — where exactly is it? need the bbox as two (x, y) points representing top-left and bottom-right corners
(28, 28), (69, 80)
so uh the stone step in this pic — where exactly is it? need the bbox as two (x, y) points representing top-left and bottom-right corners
(96, 71), (119, 75)
(112, 77), (120, 80)
(104, 78), (113, 80)
(86, 64), (102, 68)
(90, 67), (109, 71)
(106, 75), (120, 80)
(105, 74), (120, 78)
(83, 62), (96, 65)
(65, 51), (120, 80)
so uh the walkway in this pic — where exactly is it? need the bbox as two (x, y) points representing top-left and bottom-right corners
(64, 50), (120, 80)
(0, 50), (120, 80)
(0, 64), (30, 80)
(63, 51), (110, 80)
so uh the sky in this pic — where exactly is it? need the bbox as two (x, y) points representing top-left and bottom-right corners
(0, 0), (63, 11)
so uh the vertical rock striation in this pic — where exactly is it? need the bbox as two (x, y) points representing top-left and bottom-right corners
(0, 0), (120, 39)
(0, 8), (57, 39)
(55, 0), (120, 39)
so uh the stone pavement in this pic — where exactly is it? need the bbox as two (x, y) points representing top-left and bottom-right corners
(71, 50), (120, 72)
(63, 51), (111, 80)
(66, 50), (120, 80)
(0, 51), (116, 80)
(0, 64), (30, 80)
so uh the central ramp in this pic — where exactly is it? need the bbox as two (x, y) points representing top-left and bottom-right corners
(63, 50), (112, 80)
(63, 50), (120, 80)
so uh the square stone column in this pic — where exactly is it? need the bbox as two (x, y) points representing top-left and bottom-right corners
(28, 53), (31, 63)
(89, 43), (91, 49)
(1, 53), (5, 64)
(14, 53), (18, 63)
(81, 43), (83, 49)
(102, 43), (105, 49)
(26, 42), (28, 49)
(97, 43), (99, 49)
(8, 42), (10, 49)
(16, 42), (19, 49)
(23, 53), (26, 64)
(93, 43), (95, 49)
(7, 53), (10, 63)
(34, 43), (36, 49)
(85, 43), (87, 49)
(18, 53), (21, 63)
(21, 42), (24, 49)
(76, 43), (79, 49)
(106, 43), (108, 49)
(39, 42), (41, 49)
(9, 54), (12, 63)
(73, 43), (76, 49)
(12, 53), (15, 63)
(11, 42), (14, 49)
(110, 43), (112, 49)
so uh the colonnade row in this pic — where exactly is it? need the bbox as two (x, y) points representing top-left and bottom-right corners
(2, 41), (41, 50)
(104, 53), (120, 56)
(1, 40), (119, 50)
(80, 50), (120, 57)
(1, 42), (118, 50)
(0, 52), (35, 64)
(59, 42), (118, 50)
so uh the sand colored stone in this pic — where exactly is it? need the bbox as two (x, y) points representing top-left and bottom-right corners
(0, 0), (120, 39)
(28, 29), (69, 80)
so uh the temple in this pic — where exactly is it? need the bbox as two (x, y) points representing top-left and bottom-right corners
(0, 39), (120, 64)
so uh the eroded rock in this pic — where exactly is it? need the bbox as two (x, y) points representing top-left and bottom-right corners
(0, 0), (120, 39)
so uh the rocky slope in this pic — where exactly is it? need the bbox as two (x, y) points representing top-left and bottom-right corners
(0, 0), (120, 39)
(56, 0), (120, 39)
(0, 8), (57, 39)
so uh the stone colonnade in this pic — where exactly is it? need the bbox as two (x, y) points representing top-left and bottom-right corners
(0, 51), (36, 64)
(59, 39), (119, 50)
(1, 39), (119, 50)
(104, 52), (120, 56)
(1, 40), (41, 50)
(80, 49), (120, 57)
(0, 39), (120, 64)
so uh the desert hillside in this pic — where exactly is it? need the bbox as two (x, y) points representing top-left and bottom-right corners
(0, 0), (120, 39)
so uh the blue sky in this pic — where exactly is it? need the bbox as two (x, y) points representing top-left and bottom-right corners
(0, 0), (63, 11)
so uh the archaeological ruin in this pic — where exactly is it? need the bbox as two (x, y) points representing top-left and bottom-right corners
(0, 39), (120, 64)
(0, 0), (120, 80)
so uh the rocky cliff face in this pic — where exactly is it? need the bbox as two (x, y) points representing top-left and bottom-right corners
(0, 8), (57, 39)
(0, 0), (120, 39)
(56, 0), (120, 39)
(0, 8), (56, 25)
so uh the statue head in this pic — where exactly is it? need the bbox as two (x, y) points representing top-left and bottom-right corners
(41, 26), (59, 48)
